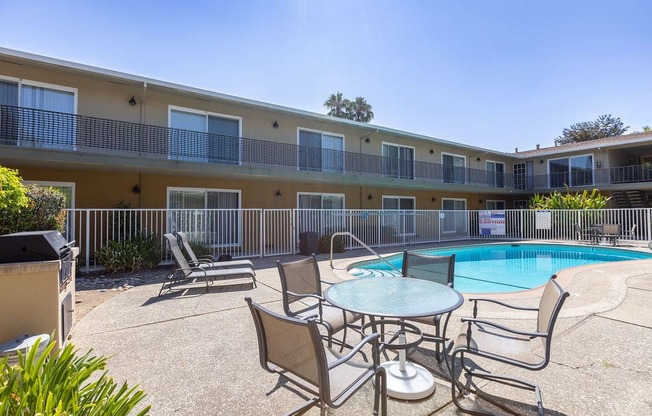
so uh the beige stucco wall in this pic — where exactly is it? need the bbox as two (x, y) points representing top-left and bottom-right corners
(0, 260), (74, 350)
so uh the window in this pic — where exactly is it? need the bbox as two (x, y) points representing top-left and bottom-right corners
(382, 196), (415, 235)
(513, 200), (529, 209)
(298, 129), (344, 173)
(486, 161), (505, 187)
(548, 155), (593, 187)
(382, 143), (415, 179)
(0, 78), (76, 149)
(442, 198), (467, 233)
(442, 153), (466, 183)
(168, 106), (241, 164)
(297, 193), (345, 234)
(513, 162), (534, 190)
(167, 187), (241, 247)
(486, 200), (505, 210)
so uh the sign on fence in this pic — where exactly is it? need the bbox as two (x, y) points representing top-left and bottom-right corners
(536, 210), (552, 230)
(479, 210), (506, 236)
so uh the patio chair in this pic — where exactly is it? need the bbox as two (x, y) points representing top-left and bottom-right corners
(159, 233), (256, 296)
(573, 224), (592, 243)
(277, 255), (362, 350)
(450, 276), (570, 416)
(602, 224), (620, 246)
(245, 297), (387, 416)
(401, 250), (456, 362)
(175, 231), (255, 270)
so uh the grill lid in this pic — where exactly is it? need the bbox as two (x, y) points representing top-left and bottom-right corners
(0, 230), (71, 263)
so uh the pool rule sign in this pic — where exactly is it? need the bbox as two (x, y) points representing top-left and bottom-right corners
(479, 210), (505, 236)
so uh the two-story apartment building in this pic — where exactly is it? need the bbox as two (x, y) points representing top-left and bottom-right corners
(2, 47), (652, 218)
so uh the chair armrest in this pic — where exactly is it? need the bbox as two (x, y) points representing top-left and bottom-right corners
(328, 333), (381, 370)
(286, 291), (325, 302)
(470, 298), (539, 312)
(461, 317), (547, 338)
(197, 255), (216, 262)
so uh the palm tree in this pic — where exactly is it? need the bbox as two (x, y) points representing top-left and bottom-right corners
(643, 126), (652, 133)
(323, 92), (350, 118)
(347, 97), (374, 123)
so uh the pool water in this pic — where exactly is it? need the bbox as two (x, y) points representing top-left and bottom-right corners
(348, 243), (652, 293)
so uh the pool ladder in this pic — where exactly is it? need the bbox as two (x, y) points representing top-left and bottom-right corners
(328, 231), (402, 274)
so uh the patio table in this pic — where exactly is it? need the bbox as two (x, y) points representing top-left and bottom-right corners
(324, 276), (464, 400)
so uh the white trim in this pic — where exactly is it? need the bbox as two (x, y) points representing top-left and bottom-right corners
(296, 127), (346, 173)
(296, 192), (346, 209)
(547, 153), (595, 188)
(441, 198), (468, 234)
(441, 152), (467, 184)
(381, 141), (416, 179)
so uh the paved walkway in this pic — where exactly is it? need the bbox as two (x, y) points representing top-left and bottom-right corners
(71, 245), (652, 415)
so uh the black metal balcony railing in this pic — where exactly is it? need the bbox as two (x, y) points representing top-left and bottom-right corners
(1, 104), (652, 191)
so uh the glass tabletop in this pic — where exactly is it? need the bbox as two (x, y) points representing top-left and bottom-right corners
(324, 277), (464, 318)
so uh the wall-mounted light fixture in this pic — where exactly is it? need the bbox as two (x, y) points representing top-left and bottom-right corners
(540, 159), (544, 164)
(431, 197), (436, 202)
(367, 194), (373, 200)
(479, 199), (484, 204)
(132, 185), (140, 194)
(275, 190), (282, 197)
(273, 121), (279, 129)
(364, 137), (371, 143)
(128, 96), (137, 106)
(429, 149), (435, 155)
(476, 157), (481, 161)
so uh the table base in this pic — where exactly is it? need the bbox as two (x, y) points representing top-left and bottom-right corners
(380, 360), (435, 400)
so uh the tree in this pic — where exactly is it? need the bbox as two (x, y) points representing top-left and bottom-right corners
(323, 92), (350, 119)
(323, 92), (374, 123)
(348, 96), (374, 123)
(642, 126), (652, 133)
(555, 114), (628, 146)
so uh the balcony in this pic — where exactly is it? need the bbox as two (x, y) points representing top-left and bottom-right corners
(1, 104), (652, 192)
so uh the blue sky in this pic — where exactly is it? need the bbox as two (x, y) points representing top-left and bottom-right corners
(1, 0), (650, 152)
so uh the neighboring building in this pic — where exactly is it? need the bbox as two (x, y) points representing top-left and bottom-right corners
(2, 46), (652, 218)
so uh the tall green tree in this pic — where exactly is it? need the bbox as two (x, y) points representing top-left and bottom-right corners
(323, 92), (351, 118)
(323, 92), (374, 122)
(555, 114), (628, 146)
(348, 96), (374, 123)
(642, 126), (652, 133)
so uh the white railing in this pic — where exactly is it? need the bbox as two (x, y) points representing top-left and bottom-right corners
(67, 208), (652, 271)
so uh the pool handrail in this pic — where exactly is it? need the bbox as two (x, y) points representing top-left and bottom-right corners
(329, 232), (401, 274)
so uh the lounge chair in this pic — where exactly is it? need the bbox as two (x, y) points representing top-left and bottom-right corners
(277, 255), (362, 350)
(159, 233), (256, 296)
(245, 297), (387, 416)
(175, 231), (254, 270)
(450, 276), (570, 416)
(401, 250), (456, 362)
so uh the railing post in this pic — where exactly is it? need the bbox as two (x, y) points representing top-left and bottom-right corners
(85, 209), (91, 271)
(259, 209), (264, 258)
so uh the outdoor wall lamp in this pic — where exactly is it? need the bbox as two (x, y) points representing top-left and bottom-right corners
(476, 157), (481, 161)
(132, 185), (140, 194)
(275, 190), (282, 197)
(540, 159), (544, 164)
(368, 194), (373, 200)
(431, 197), (436, 202)
(479, 199), (484, 203)
(429, 149), (435, 154)
(273, 121), (279, 129)
(128, 96), (137, 106)
(364, 137), (371, 143)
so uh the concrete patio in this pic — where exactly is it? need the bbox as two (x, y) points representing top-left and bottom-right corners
(70, 244), (652, 415)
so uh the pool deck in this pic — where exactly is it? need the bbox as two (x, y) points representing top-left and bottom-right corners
(70, 241), (652, 415)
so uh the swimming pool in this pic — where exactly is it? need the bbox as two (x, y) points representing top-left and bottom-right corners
(348, 243), (652, 293)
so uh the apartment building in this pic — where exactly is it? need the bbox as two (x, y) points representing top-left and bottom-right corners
(1, 47), (652, 218)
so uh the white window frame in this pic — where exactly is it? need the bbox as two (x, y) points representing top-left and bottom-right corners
(382, 141), (415, 180)
(442, 152), (467, 184)
(166, 186), (242, 248)
(296, 192), (346, 236)
(485, 160), (505, 188)
(296, 192), (346, 209)
(297, 127), (345, 173)
(486, 200), (506, 210)
(1, 76), (78, 149)
(441, 197), (468, 234)
(547, 153), (594, 188)
(168, 105), (242, 164)
(381, 195), (416, 236)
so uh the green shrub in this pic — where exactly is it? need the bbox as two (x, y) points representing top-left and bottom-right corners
(319, 234), (345, 254)
(0, 339), (150, 415)
(0, 165), (28, 214)
(187, 239), (212, 259)
(95, 233), (162, 272)
(0, 185), (67, 235)
(529, 188), (610, 210)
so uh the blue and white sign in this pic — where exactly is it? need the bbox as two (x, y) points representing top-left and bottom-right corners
(479, 210), (506, 236)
